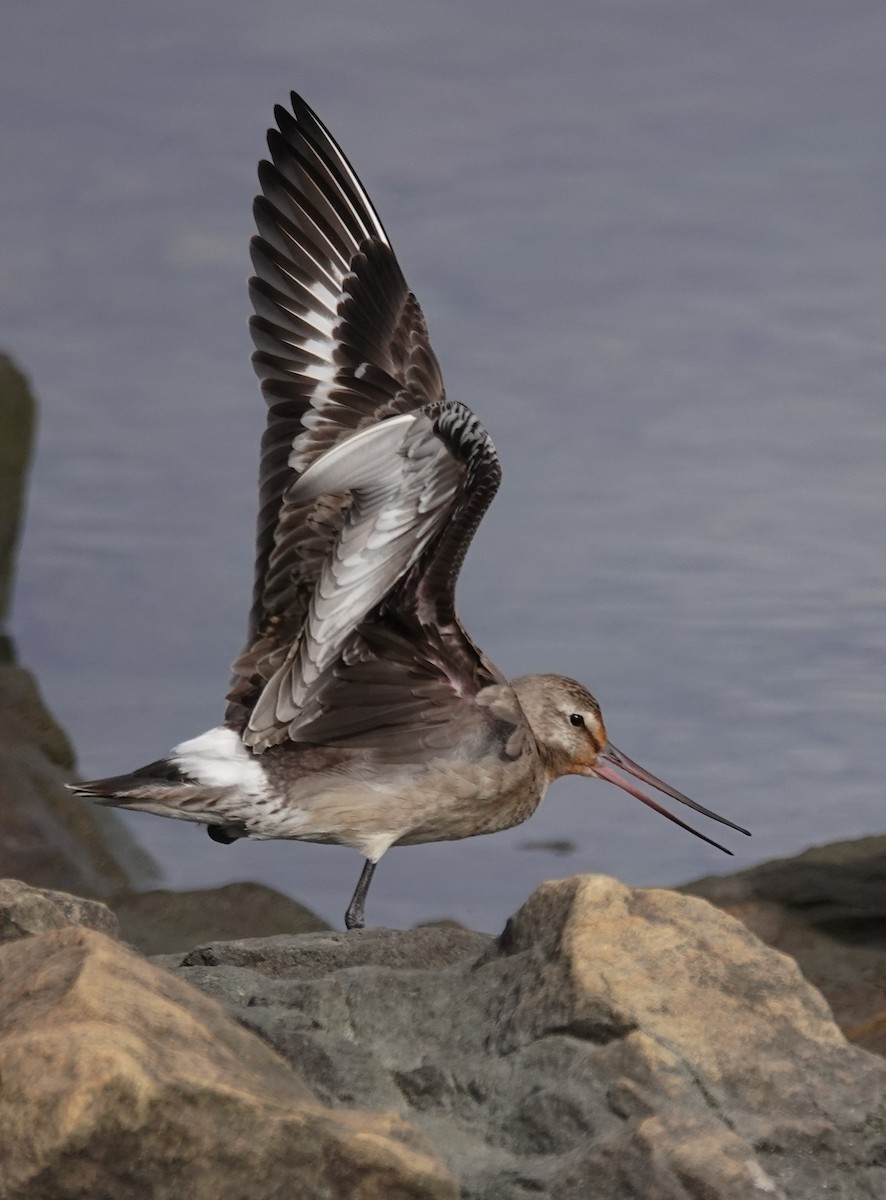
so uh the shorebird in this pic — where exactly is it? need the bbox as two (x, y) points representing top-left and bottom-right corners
(71, 93), (749, 929)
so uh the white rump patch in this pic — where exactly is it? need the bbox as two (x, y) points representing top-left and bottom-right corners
(172, 727), (269, 798)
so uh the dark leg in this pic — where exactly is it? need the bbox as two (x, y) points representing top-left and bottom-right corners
(345, 859), (377, 930)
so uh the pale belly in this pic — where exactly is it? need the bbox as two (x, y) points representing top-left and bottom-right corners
(247, 751), (550, 859)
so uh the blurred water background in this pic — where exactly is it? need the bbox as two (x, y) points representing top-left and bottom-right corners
(2, 0), (884, 929)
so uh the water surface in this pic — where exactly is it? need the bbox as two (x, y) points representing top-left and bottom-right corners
(3, 0), (885, 929)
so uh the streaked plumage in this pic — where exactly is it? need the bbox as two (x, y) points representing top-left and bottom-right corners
(71, 93), (749, 928)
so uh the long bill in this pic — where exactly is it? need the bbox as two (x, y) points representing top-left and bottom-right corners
(593, 743), (751, 855)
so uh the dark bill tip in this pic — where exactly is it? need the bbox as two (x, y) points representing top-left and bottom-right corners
(602, 743), (751, 837)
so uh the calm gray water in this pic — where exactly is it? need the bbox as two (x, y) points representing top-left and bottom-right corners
(3, 0), (885, 930)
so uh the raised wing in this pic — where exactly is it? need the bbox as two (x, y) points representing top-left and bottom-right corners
(227, 93), (446, 725)
(243, 400), (503, 752)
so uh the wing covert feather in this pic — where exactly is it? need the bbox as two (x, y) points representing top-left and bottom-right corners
(243, 401), (503, 752)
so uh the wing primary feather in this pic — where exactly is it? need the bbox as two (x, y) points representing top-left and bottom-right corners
(282, 95), (391, 247)
(227, 94), (450, 740)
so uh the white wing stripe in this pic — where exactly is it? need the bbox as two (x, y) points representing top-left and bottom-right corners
(246, 412), (462, 739)
(286, 415), (417, 499)
(299, 336), (340, 385)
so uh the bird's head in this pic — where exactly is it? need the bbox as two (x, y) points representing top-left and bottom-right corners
(510, 673), (749, 853)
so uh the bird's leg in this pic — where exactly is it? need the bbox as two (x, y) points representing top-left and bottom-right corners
(345, 859), (377, 930)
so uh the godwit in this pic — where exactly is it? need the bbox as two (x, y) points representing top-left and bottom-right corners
(71, 94), (749, 929)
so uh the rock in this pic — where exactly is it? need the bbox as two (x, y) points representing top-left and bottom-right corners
(0, 925), (457, 1200)
(0, 634), (148, 901)
(110, 881), (333, 955)
(681, 834), (886, 1056)
(0, 353), (158, 899)
(167, 875), (886, 1199)
(0, 634), (158, 904)
(0, 878), (119, 943)
(175, 922), (492, 977)
(0, 354), (35, 625)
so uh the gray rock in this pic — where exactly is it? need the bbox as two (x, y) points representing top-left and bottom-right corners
(110, 881), (333, 955)
(0, 662), (156, 898)
(174, 922), (491, 976)
(682, 833), (886, 929)
(0, 354), (34, 627)
(0, 878), (119, 943)
(165, 874), (886, 1199)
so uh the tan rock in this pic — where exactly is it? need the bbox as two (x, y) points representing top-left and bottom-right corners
(0, 926), (456, 1200)
(555, 1112), (788, 1200)
(681, 835), (886, 1056)
(524, 874), (845, 1062)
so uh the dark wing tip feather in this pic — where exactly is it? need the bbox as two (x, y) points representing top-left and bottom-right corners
(229, 91), (448, 732)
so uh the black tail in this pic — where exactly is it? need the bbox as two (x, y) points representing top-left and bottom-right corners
(67, 760), (247, 843)
(68, 757), (189, 800)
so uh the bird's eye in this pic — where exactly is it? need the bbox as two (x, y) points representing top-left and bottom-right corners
(569, 713), (585, 727)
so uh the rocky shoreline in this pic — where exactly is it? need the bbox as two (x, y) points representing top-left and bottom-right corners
(2, 873), (885, 1199)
